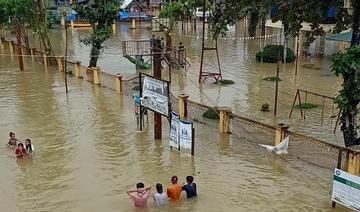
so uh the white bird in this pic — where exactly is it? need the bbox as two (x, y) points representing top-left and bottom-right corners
(259, 136), (289, 155)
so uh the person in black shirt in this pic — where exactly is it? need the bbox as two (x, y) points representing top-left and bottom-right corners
(182, 176), (197, 198)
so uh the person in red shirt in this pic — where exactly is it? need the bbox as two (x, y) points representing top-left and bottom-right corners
(167, 176), (182, 202)
(15, 143), (27, 158)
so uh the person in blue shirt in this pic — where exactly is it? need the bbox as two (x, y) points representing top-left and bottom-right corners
(182, 176), (197, 198)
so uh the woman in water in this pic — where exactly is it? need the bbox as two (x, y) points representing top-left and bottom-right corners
(25, 139), (34, 156)
(8, 132), (18, 146)
(15, 143), (27, 158)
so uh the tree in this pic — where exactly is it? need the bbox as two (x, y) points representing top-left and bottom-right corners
(75, 0), (120, 67)
(211, 0), (360, 147)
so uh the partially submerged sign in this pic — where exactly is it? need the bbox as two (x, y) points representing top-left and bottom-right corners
(331, 168), (360, 211)
(141, 75), (169, 117)
(169, 111), (194, 152)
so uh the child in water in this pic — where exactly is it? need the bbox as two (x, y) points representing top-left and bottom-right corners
(127, 182), (151, 208)
(25, 139), (34, 156)
(153, 183), (168, 207)
(182, 176), (197, 198)
(8, 132), (18, 146)
(15, 143), (27, 158)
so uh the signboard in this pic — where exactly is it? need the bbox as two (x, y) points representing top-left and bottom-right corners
(169, 111), (193, 150)
(179, 121), (192, 149)
(141, 76), (169, 117)
(169, 111), (180, 148)
(331, 168), (360, 211)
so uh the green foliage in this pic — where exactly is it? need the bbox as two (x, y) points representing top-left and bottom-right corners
(202, 108), (219, 120)
(260, 103), (270, 111)
(213, 79), (235, 85)
(76, 0), (120, 67)
(302, 63), (321, 70)
(159, 2), (184, 20)
(331, 46), (360, 116)
(263, 76), (281, 81)
(295, 103), (319, 110)
(256, 45), (295, 63)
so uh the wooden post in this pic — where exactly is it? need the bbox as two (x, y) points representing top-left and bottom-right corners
(112, 23), (116, 33)
(178, 94), (189, 119)
(43, 53), (48, 66)
(219, 107), (231, 133)
(274, 123), (289, 146)
(153, 38), (162, 139)
(132, 19), (136, 29)
(30, 48), (36, 61)
(115, 73), (123, 93)
(0, 37), (4, 49)
(347, 152), (360, 176)
(58, 56), (64, 72)
(332, 149), (343, 208)
(92, 67), (101, 85)
(9, 41), (14, 53)
(74, 61), (82, 78)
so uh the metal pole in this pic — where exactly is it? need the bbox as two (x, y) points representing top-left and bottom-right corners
(295, 38), (300, 76)
(153, 39), (162, 139)
(16, 26), (24, 71)
(64, 17), (69, 93)
(274, 60), (280, 116)
(139, 73), (143, 131)
(198, 0), (206, 83)
(191, 125), (195, 156)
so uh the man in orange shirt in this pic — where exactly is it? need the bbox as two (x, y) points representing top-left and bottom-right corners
(167, 176), (182, 201)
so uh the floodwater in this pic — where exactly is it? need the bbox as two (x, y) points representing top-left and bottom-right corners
(18, 21), (345, 145)
(0, 46), (349, 211)
(0, 21), (351, 211)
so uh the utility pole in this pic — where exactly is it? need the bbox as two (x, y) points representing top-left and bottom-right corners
(152, 38), (162, 139)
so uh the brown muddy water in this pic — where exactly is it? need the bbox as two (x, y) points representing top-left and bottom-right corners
(0, 21), (350, 211)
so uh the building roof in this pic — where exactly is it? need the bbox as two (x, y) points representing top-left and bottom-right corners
(121, 0), (134, 9)
(325, 31), (352, 43)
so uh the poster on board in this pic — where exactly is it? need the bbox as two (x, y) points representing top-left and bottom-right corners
(169, 111), (179, 148)
(179, 121), (192, 150)
(331, 168), (360, 211)
(141, 76), (169, 117)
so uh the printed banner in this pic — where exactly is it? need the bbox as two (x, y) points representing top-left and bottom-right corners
(179, 121), (192, 150)
(141, 76), (169, 117)
(331, 168), (360, 211)
(169, 111), (179, 148)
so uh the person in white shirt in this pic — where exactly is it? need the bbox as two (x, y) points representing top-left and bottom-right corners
(25, 139), (34, 156)
(153, 183), (168, 207)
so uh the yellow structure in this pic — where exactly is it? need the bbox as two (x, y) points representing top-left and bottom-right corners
(219, 107), (232, 133)
(9, 41), (14, 53)
(58, 56), (64, 72)
(74, 61), (82, 78)
(347, 152), (360, 176)
(115, 74), (123, 93)
(132, 19), (136, 29)
(178, 94), (189, 119)
(43, 53), (48, 66)
(30, 48), (36, 61)
(92, 67), (101, 85)
(274, 123), (289, 146)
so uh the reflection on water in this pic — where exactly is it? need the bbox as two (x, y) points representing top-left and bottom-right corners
(0, 23), (350, 211)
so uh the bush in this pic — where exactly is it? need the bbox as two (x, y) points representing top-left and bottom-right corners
(295, 103), (319, 110)
(213, 79), (235, 85)
(263, 76), (281, 82)
(256, 44), (295, 63)
(202, 108), (219, 119)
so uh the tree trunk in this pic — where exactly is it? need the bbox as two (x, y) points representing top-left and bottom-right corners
(89, 43), (101, 67)
(248, 10), (259, 37)
(342, 2), (360, 147)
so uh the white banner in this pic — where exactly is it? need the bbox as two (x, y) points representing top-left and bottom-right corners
(169, 111), (179, 148)
(331, 168), (360, 211)
(141, 76), (169, 117)
(179, 121), (192, 150)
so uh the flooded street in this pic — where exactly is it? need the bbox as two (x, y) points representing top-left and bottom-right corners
(21, 21), (345, 145)
(0, 22), (350, 211)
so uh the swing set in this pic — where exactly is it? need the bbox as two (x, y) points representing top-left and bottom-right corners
(289, 89), (340, 133)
